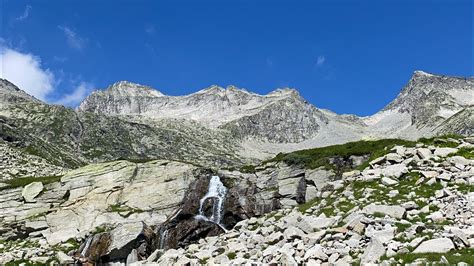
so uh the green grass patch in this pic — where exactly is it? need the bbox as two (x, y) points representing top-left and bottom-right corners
(386, 248), (474, 264)
(418, 134), (464, 148)
(454, 183), (474, 194)
(453, 147), (474, 159)
(395, 222), (411, 233)
(239, 165), (256, 173)
(268, 139), (416, 171)
(373, 211), (386, 218)
(297, 197), (321, 213)
(107, 204), (144, 217)
(265, 211), (284, 221)
(227, 252), (237, 260)
(0, 175), (62, 191)
(350, 171), (443, 208)
(52, 238), (80, 253)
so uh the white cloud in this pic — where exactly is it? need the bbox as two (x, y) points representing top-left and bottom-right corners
(0, 47), (55, 100)
(58, 26), (86, 50)
(55, 82), (94, 106)
(14, 5), (32, 22)
(316, 55), (326, 67)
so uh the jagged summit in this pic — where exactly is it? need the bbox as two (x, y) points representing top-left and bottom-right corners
(105, 80), (164, 97)
(364, 70), (473, 138)
(413, 70), (435, 77)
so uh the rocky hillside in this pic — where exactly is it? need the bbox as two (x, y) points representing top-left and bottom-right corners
(0, 135), (472, 265)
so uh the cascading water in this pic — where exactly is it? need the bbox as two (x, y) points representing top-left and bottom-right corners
(158, 228), (168, 250)
(195, 175), (227, 230)
(80, 236), (93, 257)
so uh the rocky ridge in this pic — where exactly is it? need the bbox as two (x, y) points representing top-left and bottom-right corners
(0, 71), (472, 175)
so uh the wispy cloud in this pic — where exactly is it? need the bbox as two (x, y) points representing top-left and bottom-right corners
(0, 46), (55, 100)
(58, 25), (86, 50)
(266, 57), (274, 68)
(316, 55), (326, 67)
(55, 81), (94, 106)
(14, 5), (32, 22)
(145, 25), (156, 36)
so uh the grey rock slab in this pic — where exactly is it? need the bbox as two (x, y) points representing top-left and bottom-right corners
(360, 238), (385, 264)
(434, 147), (458, 157)
(412, 238), (455, 253)
(382, 164), (408, 178)
(303, 244), (328, 261)
(362, 204), (406, 219)
(381, 177), (398, 186)
(305, 168), (335, 190)
(385, 153), (404, 163)
(449, 156), (472, 166)
(417, 148), (433, 160)
(283, 226), (305, 240)
(107, 222), (153, 260)
(56, 251), (74, 264)
(22, 182), (44, 202)
(421, 171), (439, 178)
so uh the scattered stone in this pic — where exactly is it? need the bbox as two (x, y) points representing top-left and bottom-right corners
(362, 204), (406, 219)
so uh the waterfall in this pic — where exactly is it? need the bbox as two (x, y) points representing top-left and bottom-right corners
(195, 175), (227, 229)
(80, 236), (93, 257)
(158, 228), (168, 250)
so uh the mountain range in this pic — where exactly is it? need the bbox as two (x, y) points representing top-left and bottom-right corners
(0, 70), (472, 172)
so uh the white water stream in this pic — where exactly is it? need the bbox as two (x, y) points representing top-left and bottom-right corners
(195, 175), (227, 230)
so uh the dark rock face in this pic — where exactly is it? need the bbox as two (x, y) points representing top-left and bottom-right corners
(155, 175), (230, 250)
(159, 218), (225, 250)
(74, 223), (155, 263)
(75, 232), (112, 263)
(156, 173), (273, 250)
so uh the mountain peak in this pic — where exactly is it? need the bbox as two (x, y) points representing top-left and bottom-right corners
(195, 85), (254, 96)
(268, 88), (300, 98)
(413, 70), (436, 78)
(106, 81), (164, 97)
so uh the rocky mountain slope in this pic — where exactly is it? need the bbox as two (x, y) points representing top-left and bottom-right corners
(0, 135), (472, 265)
(365, 71), (473, 138)
(0, 71), (472, 175)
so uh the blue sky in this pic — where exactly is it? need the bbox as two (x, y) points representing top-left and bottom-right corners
(0, 0), (472, 115)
